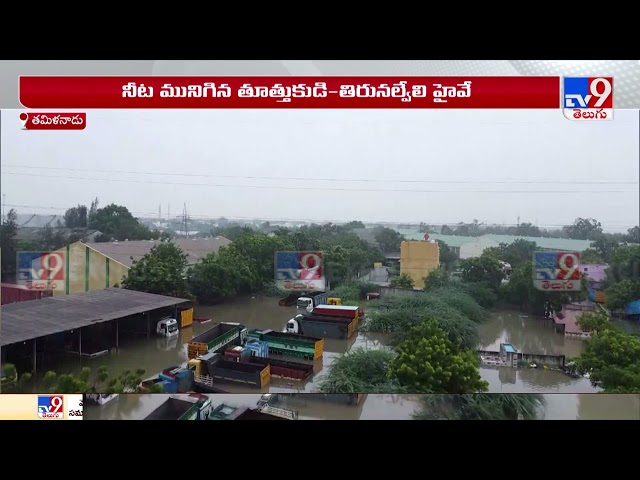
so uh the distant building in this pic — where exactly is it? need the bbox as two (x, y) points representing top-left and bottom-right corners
(400, 240), (440, 290)
(581, 263), (608, 304)
(52, 237), (232, 296)
(399, 231), (594, 259)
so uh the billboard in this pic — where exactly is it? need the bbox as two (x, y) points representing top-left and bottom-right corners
(275, 251), (325, 292)
(17, 251), (66, 291)
(533, 251), (582, 292)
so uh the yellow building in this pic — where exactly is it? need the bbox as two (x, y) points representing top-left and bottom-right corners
(53, 241), (130, 296)
(400, 240), (440, 290)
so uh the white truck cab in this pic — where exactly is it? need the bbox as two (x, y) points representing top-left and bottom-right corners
(156, 318), (179, 337)
(284, 315), (303, 334)
(296, 297), (314, 312)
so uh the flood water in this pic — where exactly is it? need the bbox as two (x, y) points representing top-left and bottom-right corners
(42, 296), (638, 399)
(84, 393), (640, 420)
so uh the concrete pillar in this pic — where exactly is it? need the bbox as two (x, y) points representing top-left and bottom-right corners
(79, 328), (82, 356)
(115, 320), (119, 349)
(146, 312), (151, 338)
(32, 339), (37, 376)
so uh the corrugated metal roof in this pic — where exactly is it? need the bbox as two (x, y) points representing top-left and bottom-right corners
(84, 237), (232, 267)
(1, 288), (189, 346)
(403, 233), (593, 251)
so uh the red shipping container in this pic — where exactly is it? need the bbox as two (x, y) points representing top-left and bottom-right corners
(312, 305), (359, 319)
(1, 283), (52, 305)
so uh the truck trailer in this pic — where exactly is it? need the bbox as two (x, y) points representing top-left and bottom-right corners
(187, 322), (247, 359)
(188, 351), (270, 390)
(247, 329), (324, 361)
(144, 395), (213, 420)
(285, 312), (358, 340)
(296, 291), (329, 312)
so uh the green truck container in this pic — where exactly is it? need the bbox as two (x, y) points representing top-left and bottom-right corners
(208, 403), (295, 420)
(188, 322), (247, 359)
(246, 329), (324, 361)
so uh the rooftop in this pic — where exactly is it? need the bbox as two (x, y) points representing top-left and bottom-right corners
(85, 237), (232, 267)
(1, 288), (189, 346)
(402, 232), (594, 251)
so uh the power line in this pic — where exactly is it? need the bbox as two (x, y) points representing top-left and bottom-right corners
(2, 172), (636, 194)
(3, 164), (638, 185)
(4, 203), (637, 230)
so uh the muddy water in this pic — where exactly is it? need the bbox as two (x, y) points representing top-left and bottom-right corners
(45, 297), (630, 397)
(44, 296), (389, 394)
(84, 393), (640, 420)
(477, 310), (596, 393)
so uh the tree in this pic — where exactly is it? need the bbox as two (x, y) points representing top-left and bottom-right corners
(576, 311), (610, 334)
(0, 209), (18, 281)
(318, 349), (404, 394)
(436, 240), (458, 271)
(573, 329), (640, 393)
(64, 205), (88, 228)
(37, 223), (68, 251)
(343, 220), (365, 230)
(88, 203), (155, 241)
(1, 363), (162, 394)
(189, 247), (254, 304)
(604, 279), (640, 311)
(581, 248), (604, 264)
(423, 266), (450, 290)
(414, 394), (545, 420)
(390, 273), (415, 289)
(563, 217), (603, 240)
(626, 226), (640, 244)
(440, 225), (454, 235)
(590, 235), (619, 263)
(373, 227), (404, 253)
(389, 320), (489, 394)
(229, 233), (295, 289)
(460, 254), (504, 291)
(122, 241), (190, 297)
(484, 239), (537, 269)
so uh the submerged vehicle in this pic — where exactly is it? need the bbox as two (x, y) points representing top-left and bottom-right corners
(187, 322), (247, 359)
(156, 318), (179, 338)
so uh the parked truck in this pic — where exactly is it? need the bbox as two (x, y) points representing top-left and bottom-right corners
(208, 402), (296, 420)
(187, 322), (247, 359)
(187, 351), (270, 390)
(312, 305), (360, 321)
(285, 312), (358, 340)
(296, 291), (329, 312)
(223, 342), (314, 381)
(247, 329), (324, 361)
(144, 395), (213, 420)
(156, 317), (179, 338)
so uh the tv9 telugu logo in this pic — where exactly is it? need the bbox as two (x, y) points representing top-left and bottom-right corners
(563, 77), (613, 121)
(17, 251), (66, 291)
(533, 251), (582, 291)
(38, 395), (64, 419)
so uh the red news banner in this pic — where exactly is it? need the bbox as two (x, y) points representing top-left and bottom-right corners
(19, 76), (561, 109)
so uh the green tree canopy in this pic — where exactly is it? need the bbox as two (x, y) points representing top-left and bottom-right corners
(484, 239), (537, 269)
(122, 241), (190, 297)
(562, 217), (603, 240)
(573, 329), (640, 393)
(414, 394), (545, 420)
(89, 203), (155, 241)
(373, 227), (404, 253)
(0, 209), (18, 281)
(460, 254), (504, 291)
(189, 247), (254, 304)
(389, 320), (488, 394)
(390, 273), (415, 289)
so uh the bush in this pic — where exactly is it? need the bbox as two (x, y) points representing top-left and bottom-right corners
(460, 282), (498, 308)
(318, 348), (404, 394)
(424, 286), (489, 324)
(329, 284), (361, 302)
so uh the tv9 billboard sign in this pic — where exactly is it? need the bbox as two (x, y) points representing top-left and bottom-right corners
(17, 251), (66, 291)
(275, 251), (326, 292)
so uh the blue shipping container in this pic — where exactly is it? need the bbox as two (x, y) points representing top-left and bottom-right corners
(245, 339), (269, 358)
(162, 380), (178, 393)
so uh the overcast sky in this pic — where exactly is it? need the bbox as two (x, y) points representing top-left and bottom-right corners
(1, 109), (638, 232)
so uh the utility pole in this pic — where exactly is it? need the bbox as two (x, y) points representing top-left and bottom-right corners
(158, 204), (161, 220)
(2, 194), (5, 223)
(168, 204), (170, 220)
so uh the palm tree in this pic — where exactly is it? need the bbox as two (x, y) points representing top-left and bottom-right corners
(413, 394), (545, 420)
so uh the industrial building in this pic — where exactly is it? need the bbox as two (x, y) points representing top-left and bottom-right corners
(52, 237), (231, 296)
